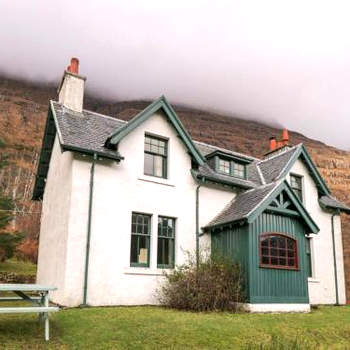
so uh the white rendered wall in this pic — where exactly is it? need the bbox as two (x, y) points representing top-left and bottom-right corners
(287, 159), (346, 305)
(36, 136), (73, 304)
(58, 112), (234, 306)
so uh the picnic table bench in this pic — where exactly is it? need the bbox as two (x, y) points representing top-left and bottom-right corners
(0, 284), (59, 341)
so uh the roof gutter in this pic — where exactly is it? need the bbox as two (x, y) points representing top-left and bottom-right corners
(81, 153), (97, 307)
(62, 145), (124, 161)
(196, 173), (253, 190)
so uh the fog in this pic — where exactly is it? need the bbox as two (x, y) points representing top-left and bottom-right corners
(1, 1), (350, 149)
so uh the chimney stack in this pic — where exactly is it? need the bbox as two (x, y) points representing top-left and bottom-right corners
(267, 129), (291, 155)
(58, 57), (86, 113)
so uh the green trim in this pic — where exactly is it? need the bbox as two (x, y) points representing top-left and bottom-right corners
(278, 145), (330, 195)
(32, 108), (56, 200)
(130, 213), (151, 268)
(195, 173), (253, 190)
(81, 153), (97, 307)
(265, 206), (300, 218)
(206, 150), (253, 164)
(217, 157), (247, 180)
(248, 181), (319, 234)
(107, 96), (205, 165)
(62, 145), (123, 161)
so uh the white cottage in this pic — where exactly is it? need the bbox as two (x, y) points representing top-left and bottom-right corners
(34, 58), (350, 312)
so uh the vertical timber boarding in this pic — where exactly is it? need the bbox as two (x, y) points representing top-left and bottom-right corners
(249, 212), (309, 304)
(211, 225), (250, 300)
(212, 212), (310, 305)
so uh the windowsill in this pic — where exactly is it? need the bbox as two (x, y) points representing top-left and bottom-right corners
(138, 175), (175, 187)
(308, 277), (320, 283)
(124, 267), (171, 276)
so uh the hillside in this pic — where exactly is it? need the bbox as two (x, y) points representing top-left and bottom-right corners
(0, 76), (350, 294)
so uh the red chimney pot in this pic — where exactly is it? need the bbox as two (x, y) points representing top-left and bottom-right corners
(282, 128), (289, 145)
(269, 137), (277, 151)
(70, 58), (79, 74)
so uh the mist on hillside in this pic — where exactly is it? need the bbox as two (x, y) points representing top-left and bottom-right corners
(1, 1), (350, 149)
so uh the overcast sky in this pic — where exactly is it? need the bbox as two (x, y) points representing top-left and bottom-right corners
(1, 1), (350, 149)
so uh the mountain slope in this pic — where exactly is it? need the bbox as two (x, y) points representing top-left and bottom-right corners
(0, 76), (349, 297)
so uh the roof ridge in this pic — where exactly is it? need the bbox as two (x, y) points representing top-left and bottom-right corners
(51, 100), (127, 123)
(193, 140), (260, 161)
(256, 164), (266, 185)
(257, 144), (301, 165)
(244, 182), (280, 218)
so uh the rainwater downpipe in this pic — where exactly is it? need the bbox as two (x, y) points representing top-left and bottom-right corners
(82, 153), (97, 307)
(331, 209), (340, 306)
(195, 178), (205, 268)
(196, 184), (201, 268)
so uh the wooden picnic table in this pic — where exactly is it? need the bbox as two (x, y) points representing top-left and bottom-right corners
(0, 284), (59, 341)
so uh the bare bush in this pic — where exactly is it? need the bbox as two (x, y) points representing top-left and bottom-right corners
(158, 251), (245, 312)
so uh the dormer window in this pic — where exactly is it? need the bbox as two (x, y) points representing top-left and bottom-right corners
(232, 162), (245, 178)
(217, 157), (246, 179)
(144, 135), (168, 178)
(218, 159), (230, 175)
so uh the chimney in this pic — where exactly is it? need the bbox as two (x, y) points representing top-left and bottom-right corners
(269, 137), (277, 151)
(265, 129), (291, 157)
(282, 128), (289, 146)
(58, 57), (86, 113)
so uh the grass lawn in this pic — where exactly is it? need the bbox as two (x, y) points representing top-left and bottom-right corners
(0, 306), (349, 349)
(0, 258), (37, 275)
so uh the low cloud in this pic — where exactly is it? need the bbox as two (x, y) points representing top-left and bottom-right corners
(1, 0), (350, 149)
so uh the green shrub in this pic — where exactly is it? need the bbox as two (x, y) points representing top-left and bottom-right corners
(158, 251), (245, 312)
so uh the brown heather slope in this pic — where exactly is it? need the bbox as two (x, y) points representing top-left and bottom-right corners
(0, 77), (350, 299)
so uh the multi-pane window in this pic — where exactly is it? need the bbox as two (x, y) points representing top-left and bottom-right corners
(218, 159), (230, 175)
(290, 174), (303, 202)
(144, 135), (167, 178)
(157, 217), (175, 268)
(232, 162), (245, 178)
(305, 238), (312, 277)
(217, 157), (246, 179)
(130, 213), (151, 267)
(260, 234), (298, 270)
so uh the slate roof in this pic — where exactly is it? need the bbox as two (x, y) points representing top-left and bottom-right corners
(193, 141), (259, 162)
(257, 145), (300, 183)
(319, 195), (350, 213)
(51, 101), (125, 159)
(33, 99), (350, 217)
(206, 182), (278, 228)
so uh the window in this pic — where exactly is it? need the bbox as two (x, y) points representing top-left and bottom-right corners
(130, 213), (151, 267)
(260, 233), (298, 270)
(232, 162), (245, 178)
(305, 237), (312, 277)
(217, 157), (246, 179)
(157, 217), (175, 268)
(218, 159), (230, 175)
(290, 174), (303, 202)
(144, 135), (167, 178)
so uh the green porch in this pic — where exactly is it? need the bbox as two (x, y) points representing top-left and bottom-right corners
(208, 181), (319, 305)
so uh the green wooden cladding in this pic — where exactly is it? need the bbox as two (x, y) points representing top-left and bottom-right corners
(212, 211), (310, 304)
